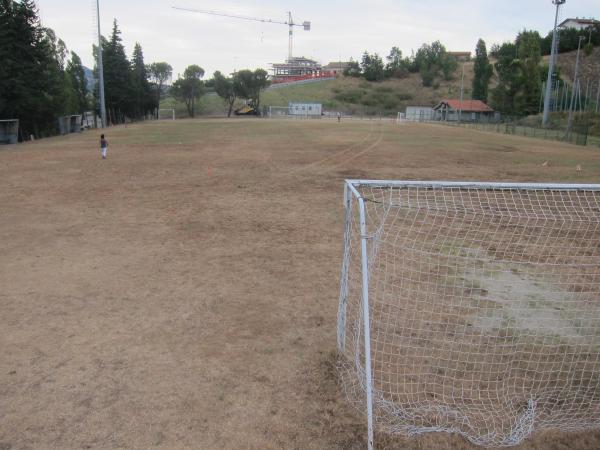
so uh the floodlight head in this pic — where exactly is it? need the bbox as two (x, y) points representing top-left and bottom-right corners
(552, 0), (566, 5)
(303, 21), (310, 31)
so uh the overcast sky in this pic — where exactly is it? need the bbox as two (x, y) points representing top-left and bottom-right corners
(36, 0), (597, 79)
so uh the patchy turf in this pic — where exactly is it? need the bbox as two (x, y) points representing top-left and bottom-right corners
(0, 118), (599, 449)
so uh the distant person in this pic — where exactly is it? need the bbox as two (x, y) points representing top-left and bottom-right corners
(337, 112), (341, 123)
(100, 134), (108, 159)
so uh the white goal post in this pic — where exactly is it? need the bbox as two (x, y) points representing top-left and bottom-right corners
(396, 112), (407, 124)
(158, 108), (175, 120)
(0, 119), (19, 144)
(338, 180), (600, 449)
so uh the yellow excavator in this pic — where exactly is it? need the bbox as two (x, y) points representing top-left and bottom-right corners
(234, 103), (260, 116)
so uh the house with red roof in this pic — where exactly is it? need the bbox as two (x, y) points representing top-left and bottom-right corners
(433, 99), (497, 122)
(558, 18), (598, 31)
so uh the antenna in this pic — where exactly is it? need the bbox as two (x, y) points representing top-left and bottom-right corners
(172, 6), (310, 61)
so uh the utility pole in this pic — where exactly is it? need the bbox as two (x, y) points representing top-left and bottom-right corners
(596, 79), (600, 113)
(459, 63), (465, 123)
(288, 11), (293, 61)
(566, 36), (585, 140)
(542, 0), (566, 127)
(96, 0), (107, 128)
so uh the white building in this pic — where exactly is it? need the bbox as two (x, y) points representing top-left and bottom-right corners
(558, 18), (598, 31)
(288, 102), (322, 116)
(405, 106), (434, 121)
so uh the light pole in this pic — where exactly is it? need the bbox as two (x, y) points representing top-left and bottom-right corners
(459, 62), (465, 123)
(542, 0), (566, 127)
(96, 0), (107, 128)
(566, 36), (586, 139)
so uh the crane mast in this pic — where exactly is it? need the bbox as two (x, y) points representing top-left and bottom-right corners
(172, 7), (310, 61)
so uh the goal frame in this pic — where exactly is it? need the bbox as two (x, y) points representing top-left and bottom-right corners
(157, 108), (175, 120)
(338, 179), (600, 450)
(0, 119), (19, 145)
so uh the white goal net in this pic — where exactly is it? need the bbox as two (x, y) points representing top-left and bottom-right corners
(158, 108), (175, 120)
(0, 119), (19, 144)
(337, 180), (600, 448)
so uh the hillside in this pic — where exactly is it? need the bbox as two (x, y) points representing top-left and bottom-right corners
(163, 48), (599, 118)
(163, 63), (477, 118)
(550, 46), (600, 85)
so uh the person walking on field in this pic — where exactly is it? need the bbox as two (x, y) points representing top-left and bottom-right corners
(100, 134), (108, 159)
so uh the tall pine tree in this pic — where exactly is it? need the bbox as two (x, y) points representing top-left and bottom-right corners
(0, 0), (66, 137)
(515, 31), (542, 116)
(472, 39), (493, 102)
(103, 19), (134, 123)
(131, 42), (153, 119)
(66, 51), (88, 116)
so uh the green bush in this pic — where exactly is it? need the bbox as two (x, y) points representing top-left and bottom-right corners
(334, 88), (366, 104)
(396, 92), (413, 101)
(374, 85), (393, 93)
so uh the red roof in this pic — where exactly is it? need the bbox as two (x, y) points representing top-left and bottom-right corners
(438, 99), (494, 112)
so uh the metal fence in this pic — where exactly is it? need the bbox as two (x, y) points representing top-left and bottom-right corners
(435, 119), (595, 147)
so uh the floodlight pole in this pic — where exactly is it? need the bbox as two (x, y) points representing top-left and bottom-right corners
(459, 63), (465, 123)
(288, 11), (293, 61)
(542, 0), (565, 127)
(565, 36), (585, 139)
(96, 0), (107, 128)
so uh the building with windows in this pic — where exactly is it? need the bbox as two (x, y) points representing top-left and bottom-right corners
(271, 57), (335, 83)
(558, 18), (598, 31)
(288, 102), (322, 116)
(448, 51), (471, 62)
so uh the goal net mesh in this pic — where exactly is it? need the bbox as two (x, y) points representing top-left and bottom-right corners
(157, 109), (175, 120)
(0, 119), (19, 144)
(337, 181), (600, 447)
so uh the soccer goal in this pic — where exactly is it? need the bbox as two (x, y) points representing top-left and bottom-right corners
(396, 112), (407, 124)
(0, 119), (19, 144)
(158, 108), (175, 120)
(337, 180), (600, 449)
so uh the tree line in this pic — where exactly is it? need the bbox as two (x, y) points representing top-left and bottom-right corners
(343, 41), (458, 87)
(538, 23), (600, 56)
(343, 19), (599, 119)
(0, 0), (88, 138)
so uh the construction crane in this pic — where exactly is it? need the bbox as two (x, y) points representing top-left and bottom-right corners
(172, 6), (311, 61)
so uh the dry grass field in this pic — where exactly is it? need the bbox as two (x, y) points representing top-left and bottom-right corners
(1, 118), (600, 449)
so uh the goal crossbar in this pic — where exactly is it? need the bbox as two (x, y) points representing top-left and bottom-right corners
(346, 179), (600, 191)
(338, 179), (600, 449)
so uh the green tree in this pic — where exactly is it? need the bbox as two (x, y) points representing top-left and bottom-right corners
(233, 68), (269, 110)
(414, 41), (457, 86)
(514, 30), (542, 116)
(0, 0), (66, 137)
(131, 42), (153, 118)
(385, 46), (409, 78)
(343, 58), (361, 77)
(103, 19), (134, 123)
(213, 71), (236, 117)
(66, 51), (88, 115)
(472, 39), (493, 102)
(360, 51), (385, 81)
(490, 42), (520, 115)
(148, 61), (172, 117)
(171, 64), (204, 117)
